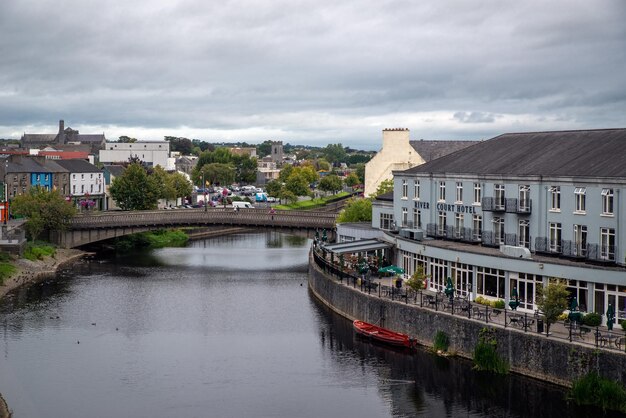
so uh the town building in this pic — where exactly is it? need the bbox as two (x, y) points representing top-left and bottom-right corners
(340, 128), (626, 323)
(364, 128), (479, 197)
(99, 141), (171, 168)
(21, 120), (106, 154)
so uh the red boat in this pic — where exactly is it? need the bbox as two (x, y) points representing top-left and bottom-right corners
(353, 320), (412, 348)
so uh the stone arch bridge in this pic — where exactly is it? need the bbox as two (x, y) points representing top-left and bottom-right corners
(51, 208), (338, 248)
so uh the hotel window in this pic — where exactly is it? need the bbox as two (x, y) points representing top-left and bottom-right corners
(573, 224), (587, 257)
(549, 186), (561, 211)
(473, 183), (481, 204)
(473, 214), (482, 241)
(476, 267), (505, 299)
(413, 208), (422, 228)
(81, 185), (85, 193)
(549, 222), (562, 253)
(493, 217), (504, 244)
(519, 185), (530, 211)
(413, 180), (420, 200)
(456, 182), (463, 203)
(600, 227), (615, 261)
(518, 220), (530, 248)
(494, 184), (505, 209)
(602, 189), (614, 215)
(379, 213), (394, 230)
(574, 187), (586, 213)
(438, 211), (447, 235)
(402, 207), (408, 226)
(402, 180), (408, 199)
(438, 181), (446, 201)
(454, 213), (464, 238)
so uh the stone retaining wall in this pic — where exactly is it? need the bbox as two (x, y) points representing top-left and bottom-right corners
(308, 257), (626, 387)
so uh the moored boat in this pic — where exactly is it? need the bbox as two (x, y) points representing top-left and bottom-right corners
(353, 320), (412, 348)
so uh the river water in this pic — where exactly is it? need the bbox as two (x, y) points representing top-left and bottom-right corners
(0, 232), (606, 418)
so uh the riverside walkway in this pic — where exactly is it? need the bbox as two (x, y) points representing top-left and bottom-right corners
(311, 246), (626, 354)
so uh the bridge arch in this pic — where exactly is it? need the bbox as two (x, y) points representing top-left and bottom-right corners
(52, 208), (338, 248)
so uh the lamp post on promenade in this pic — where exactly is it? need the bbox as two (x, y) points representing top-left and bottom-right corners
(202, 171), (208, 212)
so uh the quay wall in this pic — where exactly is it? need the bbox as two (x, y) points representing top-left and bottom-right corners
(308, 257), (626, 387)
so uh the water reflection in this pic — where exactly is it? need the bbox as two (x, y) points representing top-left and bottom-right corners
(0, 232), (621, 418)
(311, 298), (621, 418)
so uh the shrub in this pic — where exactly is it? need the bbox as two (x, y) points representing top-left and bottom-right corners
(23, 243), (56, 261)
(472, 328), (509, 374)
(493, 300), (505, 309)
(621, 320), (626, 331)
(0, 262), (16, 285)
(583, 312), (602, 327)
(433, 331), (449, 353)
(568, 373), (626, 413)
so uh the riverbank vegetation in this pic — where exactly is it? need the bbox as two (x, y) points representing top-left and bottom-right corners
(11, 187), (77, 240)
(275, 192), (350, 210)
(0, 252), (16, 285)
(472, 328), (509, 374)
(433, 330), (450, 353)
(568, 372), (626, 413)
(24, 242), (56, 261)
(113, 229), (189, 252)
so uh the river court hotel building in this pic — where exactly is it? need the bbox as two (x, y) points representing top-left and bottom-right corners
(366, 129), (625, 323)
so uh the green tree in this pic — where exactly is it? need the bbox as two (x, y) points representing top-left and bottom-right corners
(256, 140), (273, 158)
(374, 179), (394, 197)
(11, 187), (77, 240)
(406, 265), (429, 292)
(322, 143), (347, 164)
(165, 136), (194, 155)
(318, 174), (343, 195)
(345, 173), (360, 188)
(232, 154), (258, 184)
(337, 198), (372, 223)
(285, 171), (310, 197)
(281, 189), (298, 204)
(110, 163), (160, 210)
(168, 172), (193, 200)
(536, 278), (569, 334)
(354, 163), (366, 183)
(117, 135), (137, 143)
(265, 180), (283, 198)
(278, 165), (294, 182)
(195, 163), (235, 187)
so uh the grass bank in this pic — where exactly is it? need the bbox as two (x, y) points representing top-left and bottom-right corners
(275, 192), (350, 210)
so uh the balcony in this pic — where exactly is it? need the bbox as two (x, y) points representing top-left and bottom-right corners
(561, 240), (587, 259)
(481, 197), (505, 212)
(481, 230), (498, 247)
(505, 198), (532, 214)
(535, 237), (562, 254)
(586, 244), (616, 263)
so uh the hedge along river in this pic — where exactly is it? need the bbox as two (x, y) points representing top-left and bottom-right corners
(0, 232), (607, 418)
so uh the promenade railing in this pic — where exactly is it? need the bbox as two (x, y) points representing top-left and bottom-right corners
(311, 245), (626, 354)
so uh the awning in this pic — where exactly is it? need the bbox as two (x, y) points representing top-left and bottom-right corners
(322, 239), (393, 255)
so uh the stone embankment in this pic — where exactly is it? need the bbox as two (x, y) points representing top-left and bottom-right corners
(308, 252), (626, 387)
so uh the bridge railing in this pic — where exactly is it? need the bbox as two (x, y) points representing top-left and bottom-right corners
(69, 208), (337, 230)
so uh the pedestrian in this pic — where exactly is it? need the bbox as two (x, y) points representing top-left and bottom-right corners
(269, 207), (275, 220)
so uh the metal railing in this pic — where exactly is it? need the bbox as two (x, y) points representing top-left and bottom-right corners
(311, 246), (626, 353)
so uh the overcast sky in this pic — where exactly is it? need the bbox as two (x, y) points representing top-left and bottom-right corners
(1, 0), (624, 149)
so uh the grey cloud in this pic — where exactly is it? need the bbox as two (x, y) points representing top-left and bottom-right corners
(453, 112), (497, 124)
(0, 0), (625, 146)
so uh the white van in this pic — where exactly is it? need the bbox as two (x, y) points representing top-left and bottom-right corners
(233, 201), (254, 209)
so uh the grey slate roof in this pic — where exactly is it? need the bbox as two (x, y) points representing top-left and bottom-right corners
(104, 165), (126, 177)
(403, 129), (626, 178)
(54, 159), (100, 173)
(375, 191), (394, 201)
(409, 140), (481, 163)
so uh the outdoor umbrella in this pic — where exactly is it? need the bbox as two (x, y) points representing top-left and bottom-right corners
(509, 287), (520, 310)
(377, 265), (404, 275)
(568, 297), (582, 323)
(444, 277), (455, 300)
(607, 304), (615, 331)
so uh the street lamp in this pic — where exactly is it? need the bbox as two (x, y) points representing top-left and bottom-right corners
(202, 171), (207, 212)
